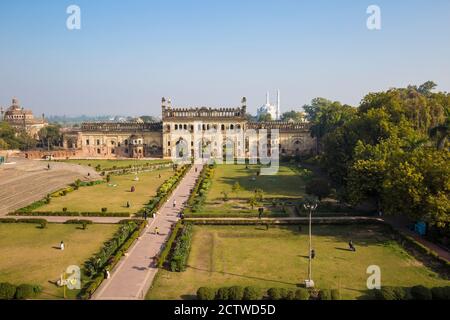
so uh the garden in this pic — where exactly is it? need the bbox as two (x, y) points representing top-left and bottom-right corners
(146, 223), (450, 300)
(27, 167), (174, 215)
(0, 221), (119, 299)
(183, 163), (336, 218)
(55, 159), (171, 172)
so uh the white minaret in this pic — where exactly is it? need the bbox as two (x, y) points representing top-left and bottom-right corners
(266, 91), (270, 105)
(276, 89), (281, 120)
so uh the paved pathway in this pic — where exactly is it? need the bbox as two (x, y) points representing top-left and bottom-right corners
(384, 216), (450, 262)
(92, 164), (203, 300)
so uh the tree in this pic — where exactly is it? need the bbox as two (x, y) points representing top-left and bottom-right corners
(305, 178), (331, 201)
(232, 182), (241, 195)
(281, 110), (305, 122)
(248, 196), (258, 210)
(418, 81), (437, 95)
(303, 98), (356, 153)
(258, 113), (272, 122)
(221, 191), (229, 202)
(39, 125), (62, 150)
(140, 115), (157, 123)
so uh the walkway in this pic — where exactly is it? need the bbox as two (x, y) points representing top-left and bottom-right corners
(92, 164), (203, 300)
(384, 216), (450, 262)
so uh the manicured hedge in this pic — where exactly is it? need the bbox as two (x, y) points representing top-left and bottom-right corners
(138, 165), (191, 216)
(157, 221), (183, 268)
(197, 287), (216, 300)
(78, 219), (146, 300)
(196, 286), (338, 301)
(0, 283), (42, 300)
(185, 165), (214, 212)
(10, 211), (130, 217)
(83, 220), (143, 277)
(184, 212), (290, 219)
(170, 223), (194, 272)
(373, 286), (450, 300)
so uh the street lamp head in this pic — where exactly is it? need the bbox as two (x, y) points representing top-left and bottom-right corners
(303, 199), (319, 211)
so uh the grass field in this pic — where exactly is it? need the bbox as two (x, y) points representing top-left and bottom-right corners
(190, 164), (310, 217)
(146, 224), (449, 300)
(57, 159), (171, 171)
(206, 165), (309, 201)
(35, 168), (173, 213)
(0, 223), (118, 299)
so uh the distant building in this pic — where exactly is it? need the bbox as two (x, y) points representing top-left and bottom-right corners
(62, 97), (316, 159)
(1, 98), (47, 139)
(256, 90), (281, 121)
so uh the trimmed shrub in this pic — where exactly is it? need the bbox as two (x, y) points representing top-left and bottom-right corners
(170, 223), (194, 272)
(157, 222), (182, 268)
(375, 286), (410, 300)
(285, 290), (295, 300)
(16, 218), (48, 225)
(228, 286), (244, 300)
(243, 286), (262, 300)
(331, 289), (340, 300)
(216, 287), (230, 300)
(14, 284), (41, 300)
(0, 218), (16, 223)
(410, 285), (432, 300)
(197, 287), (216, 300)
(101, 208), (108, 213)
(39, 220), (47, 229)
(319, 289), (332, 300)
(431, 286), (450, 300)
(0, 283), (17, 300)
(268, 288), (285, 300)
(294, 288), (310, 300)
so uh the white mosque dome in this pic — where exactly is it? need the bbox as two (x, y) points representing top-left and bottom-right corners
(256, 90), (281, 121)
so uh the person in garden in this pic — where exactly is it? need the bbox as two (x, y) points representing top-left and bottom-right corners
(311, 249), (316, 259)
(173, 199), (176, 208)
(349, 240), (356, 252)
(154, 227), (159, 235)
(60, 241), (65, 251)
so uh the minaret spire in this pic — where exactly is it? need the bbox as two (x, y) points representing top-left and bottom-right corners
(266, 91), (270, 105)
(276, 89), (281, 120)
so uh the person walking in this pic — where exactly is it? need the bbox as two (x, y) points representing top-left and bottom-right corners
(349, 240), (356, 252)
(60, 241), (65, 251)
(154, 227), (159, 235)
(173, 199), (177, 208)
(311, 249), (316, 259)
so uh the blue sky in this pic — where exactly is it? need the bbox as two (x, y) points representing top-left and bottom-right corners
(1, 0), (449, 117)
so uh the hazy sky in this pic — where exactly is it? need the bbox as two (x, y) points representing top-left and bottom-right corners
(1, 0), (449, 117)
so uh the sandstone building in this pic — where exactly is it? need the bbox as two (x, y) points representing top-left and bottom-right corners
(1, 98), (48, 139)
(63, 97), (316, 159)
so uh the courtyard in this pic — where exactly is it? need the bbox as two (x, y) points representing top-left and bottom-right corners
(35, 167), (174, 214)
(191, 164), (312, 217)
(146, 224), (449, 300)
(0, 223), (118, 299)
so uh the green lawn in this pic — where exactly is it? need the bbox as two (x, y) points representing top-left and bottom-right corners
(0, 223), (118, 299)
(147, 224), (449, 300)
(57, 159), (171, 171)
(190, 164), (310, 217)
(206, 165), (309, 201)
(36, 168), (173, 214)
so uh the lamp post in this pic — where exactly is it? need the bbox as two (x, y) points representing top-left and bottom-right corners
(304, 201), (318, 288)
